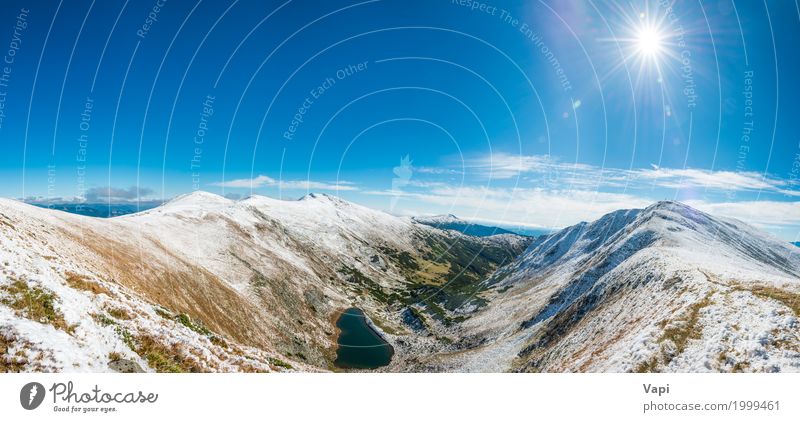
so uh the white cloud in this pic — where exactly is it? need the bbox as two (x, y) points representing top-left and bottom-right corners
(211, 175), (276, 188)
(278, 180), (358, 191)
(366, 153), (799, 238)
(456, 153), (799, 196)
(685, 200), (800, 229)
(211, 175), (357, 191)
(466, 153), (567, 180)
(372, 184), (800, 239)
(633, 167), (795, 194)
(370, 185), (651, 230)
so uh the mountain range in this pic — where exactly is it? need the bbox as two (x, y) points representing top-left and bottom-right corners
(1, 192), (798, 372)
(412, 214), (521, 237)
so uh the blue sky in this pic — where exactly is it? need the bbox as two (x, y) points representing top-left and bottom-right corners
(0, 0), (798, 240)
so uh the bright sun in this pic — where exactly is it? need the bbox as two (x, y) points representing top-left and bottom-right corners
(635, 25), (663, 57)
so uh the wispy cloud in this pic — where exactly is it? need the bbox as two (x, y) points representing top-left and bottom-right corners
(85, 186), (155, 202)
(211, 175), (358, 191)
(633, 166), (798, 195)
(364, 153), (800, 239)
(458, 153), (799, 196)
(279, 180), (358, 191)
(369, 185), (652, 229)
(466, 153), (594, 180)
(23, 186), (157, 204)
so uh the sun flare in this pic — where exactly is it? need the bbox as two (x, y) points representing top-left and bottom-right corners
(635, 25), (663, 57)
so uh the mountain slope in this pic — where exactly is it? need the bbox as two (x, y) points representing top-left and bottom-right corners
(3, 196), (797, 373)
(0, 192), (528, 372)
(410, 201), (800, 372)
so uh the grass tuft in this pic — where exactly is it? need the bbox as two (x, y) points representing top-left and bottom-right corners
(632, 292), (713, 373)
(65, 272), (113, 296)
(107, 307), (133, 320)
(130, 335), (205, 373)
(0, 333), (28, 372)
(268, 357), (293, 369)
(1, 280), (75, 334)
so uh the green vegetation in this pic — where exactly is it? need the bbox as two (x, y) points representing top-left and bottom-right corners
(152, 306), (229, 349)
(1, 279), (74, 334)
(175, 313), (213, 336)
(268, 357), (293, 369)
(371, 236), (520, 326)
(338, 265), (392, 304)
(113, 325), (203, 373)
(115, 326), (135, 351)
(91, 313), (117, 327)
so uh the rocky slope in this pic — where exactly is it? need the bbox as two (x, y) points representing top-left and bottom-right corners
(407, 201), (800, 372)
(3, 195), (798, 373)
(0, 192), (528, 372)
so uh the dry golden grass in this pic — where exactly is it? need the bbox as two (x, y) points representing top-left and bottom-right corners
(659, 294), (713, 355)
(0, 333), (27, 372)
(60, 226), (277, 350)
(633, 292), (714, 373)
(746, 286), (800, 317)
(65, 271), (113, 296)
(107, 307), (133, 320)
(133, 335), (206, 373)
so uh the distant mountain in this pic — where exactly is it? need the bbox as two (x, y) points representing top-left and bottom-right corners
(416, 201), (800, 372)
(793, 242), (800, 248)
(29, 202), (161, 217)
(412, 214), (546, 237)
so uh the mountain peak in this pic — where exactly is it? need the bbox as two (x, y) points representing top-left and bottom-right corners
(299, 192), (352, 207)
(413, 214), (463, 224)
(645, 200), (696, 213)
(163, 191), (232, 207)
(300, 192), (330, 200)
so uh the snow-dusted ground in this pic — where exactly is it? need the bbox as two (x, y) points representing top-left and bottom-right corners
(1, 192), (523, 372)
(417, 202), (800, 372)
(2, 195), (798, 372)
(0, 197), (302, 372)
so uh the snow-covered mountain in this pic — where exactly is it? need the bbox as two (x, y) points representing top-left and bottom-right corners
(2, 195), (798, 372)
(408, 201), (800, 372)
(0, 192), (527, 372)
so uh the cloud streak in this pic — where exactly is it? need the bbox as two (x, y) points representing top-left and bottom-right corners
(461, 153), (799, 196)
(211, 175), (358, 191)
(84, 186), (155, 202)
(366, 153), (800, 239)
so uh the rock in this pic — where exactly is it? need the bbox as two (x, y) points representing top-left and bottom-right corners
(109, 358), (145, 373)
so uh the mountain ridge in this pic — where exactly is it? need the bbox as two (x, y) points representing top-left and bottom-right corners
(0, 193), (529, 372)
(409, 200), (800, 372)
(413, 213), (522, 237)
(1, 195), (798, 373)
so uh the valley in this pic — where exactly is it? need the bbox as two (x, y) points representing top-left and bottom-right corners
(1, 193), (799, 373)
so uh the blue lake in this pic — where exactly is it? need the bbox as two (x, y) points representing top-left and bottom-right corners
(334, 308), (393, 369)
